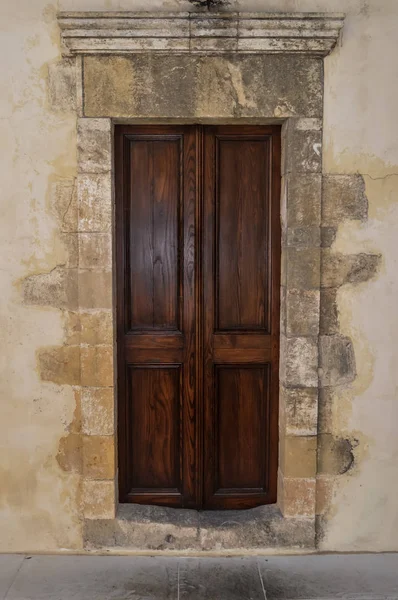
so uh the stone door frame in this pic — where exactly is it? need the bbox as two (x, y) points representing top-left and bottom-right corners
(55, 11), (347, 551)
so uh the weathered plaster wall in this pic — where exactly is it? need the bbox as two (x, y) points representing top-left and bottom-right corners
(0, 0), (397, 552)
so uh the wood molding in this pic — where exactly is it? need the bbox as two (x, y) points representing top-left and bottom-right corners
(58, 12), (344, 57)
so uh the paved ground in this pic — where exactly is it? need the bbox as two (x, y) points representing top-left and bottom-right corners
(0, 553), (397, 599)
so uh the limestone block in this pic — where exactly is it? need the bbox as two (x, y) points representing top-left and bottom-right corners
(321, 251), (381, 288)
(77, 118), (111, 173)
(81, 387), (114, 436)
(22, 267), (78, 310)
(286, 289), (320, 336)
(38, 345), (80, 386)
(287, 226), (320, 248)
(79, 233), (112, 269)
(78, 270), (112, 310)
(83, 54), (323, 119)
(48, 58), (76, 112)
(77, 173), (112, 232)
(80, 311), (113, 345)
(280, 386), (318, 436)
(316, 475), (334, 516)
(81, 346), (114, 387)
(279, 435), (317, 478)
(280, 476), (316, 518)
(49, 177), (78, 233)
(280, 335), (318, 388)
(322, 175), (368, 226)
(82, 479), (116, 520)
(319, 335), (356, 387)
(320, 288), (339, 334)
(82, 435), (115, 480)
(286, 247), (321, 290)
(283, 119), (322, 174)
(285, 173), (322, 228)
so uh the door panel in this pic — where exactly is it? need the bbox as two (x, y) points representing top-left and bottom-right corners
(203, 126), (280, 509)
(116, 125), (198, 507)
(116, 124), (280, 510)
(217, 138), (269, 331)
(128, 365), (181, 490)
(128, 139), (180, 332)
(216, 365), (270, 490)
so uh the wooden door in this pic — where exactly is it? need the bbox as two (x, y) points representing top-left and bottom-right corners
(116, 125), (280, 510)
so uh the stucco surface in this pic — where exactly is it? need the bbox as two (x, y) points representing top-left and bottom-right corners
(0, 0), (397, 552)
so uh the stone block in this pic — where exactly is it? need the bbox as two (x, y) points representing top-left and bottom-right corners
(280, 476), (316, 518)
(77, 118), (111, 173)
(279, 435), (317, 478)
(78, 270), (113, 310)
(48, 58), (76, 112)
(286, 247), (321, 290)
(79, 233), (112, 269)
(38, 345), (80, 386)
(287, 226), (320, 248)
(60, 233), (79, 268)
(316, 475), (334, 515)
(49, 177), (77, 233)
(285, 173), (321, 228)
(80, 311), (113, 345)
(318, 387), (334, 434)
(280, 386), (318, 436)
(81, 387), (114, 436)
(321, 251), (381, 288)
(284, 119), (322, 174)
(82, 479), (116, 519)
(322, 174), (368, 226)
(82, 435), (115, 480)
(286, 289), (320, 336)
(320, 288), (339, 334)
(321, 226), (337, 248)
(83, 54), (322, 119)
(318, 433), (355, 475)
(81, 346), (114, 387)
(319, 335), (356, 387)
(77, 173), (112, 232)
(280, 335), (318, 388)
(22, 267), (78, 310)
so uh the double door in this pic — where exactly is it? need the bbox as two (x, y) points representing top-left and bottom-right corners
(115, 125), (281, 510)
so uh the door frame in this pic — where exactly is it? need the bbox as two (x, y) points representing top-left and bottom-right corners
(55, 9), (346, 550)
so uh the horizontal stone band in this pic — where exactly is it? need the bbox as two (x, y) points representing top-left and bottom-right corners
(58, 12), (344, 57)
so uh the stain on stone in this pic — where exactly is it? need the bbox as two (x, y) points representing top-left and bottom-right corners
(318, 433), (358, 475)
(320, 335), (356, 387)
(188, 0), (229, 8)
(322, 252), (381, 288)
(57, 433), (82, 474)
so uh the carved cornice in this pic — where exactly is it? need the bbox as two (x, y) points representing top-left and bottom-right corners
(58, 12), (344, 57)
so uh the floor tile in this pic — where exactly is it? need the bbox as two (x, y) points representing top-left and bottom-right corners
(5, 555), (178, 600)
(0, 555), (24, 600)
(258, 554), (398, 599)
(178, 557), (265, 600)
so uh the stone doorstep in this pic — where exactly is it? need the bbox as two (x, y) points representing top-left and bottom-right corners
(83, 504), (315, 552)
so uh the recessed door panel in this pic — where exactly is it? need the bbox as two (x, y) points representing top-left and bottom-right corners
(217, 138), (269, 332)
(128, 366), (181, 491)
(128, 138), (181, 332)
(216, 365), (270, 491)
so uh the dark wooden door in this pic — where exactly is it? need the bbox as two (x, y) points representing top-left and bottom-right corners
(116, 125), (280, 510)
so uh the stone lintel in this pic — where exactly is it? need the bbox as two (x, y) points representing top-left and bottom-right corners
(58, 12), (344, 57)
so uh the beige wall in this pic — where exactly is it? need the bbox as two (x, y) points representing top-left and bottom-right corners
(0, 0), (397, 552)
